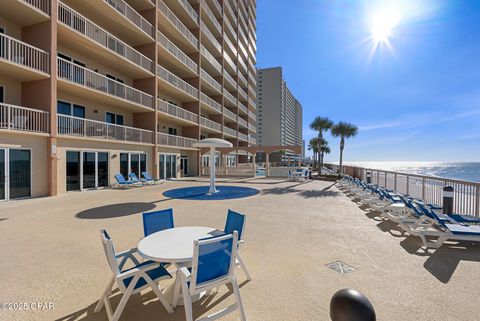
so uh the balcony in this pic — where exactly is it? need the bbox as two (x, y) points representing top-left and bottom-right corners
(223, 108), (237, 122)
(224, 51), (236, 74)
(157, 99), (198, 125)
(200, 117), (222, 133)
(157, 65), (199, 100)
(223, 126), (237, 138)
(248, 96), (256, 109)
(2, 0), (50, 27)
(238, 132), (248, 141)
(249, 72), (256, 86)
(238, 101), (248, 115)
(223, 70), (237, 91)
(58, 114), (154, 144)
(238, 41), (248, 60)
(238, 117), (247, 128)
(176, 0), (199, 25)
(238, 55), (247, 75)
(58, 3), (154, 77)
(248, 123), (256, 133)
(0, 103), (49, 135)
(158, 0), (198, 51)
(200, 69), (222, 94)
(239, 87), (248, 102)
(200, 22), (222, 55)
(157, 132), (197, 149)
(200, 45), (221, 75)
(224, 34), (237, 58)
(248, 57), (255, 73)
(201, 1), (222, 36)
(200, 93), (222, 114)
(238, 72), (248, 88)
(249, 136), (256, 144)
(157, 31), (198, 76)
(249, 85), (256, 99)
(0, 33), (49, 80)
(224, 90), (237, 106)
(57, 58), (154, 111)
(208, 0), (222, 18)
(224, 18), (237, 42)
(224, 0), (237, 25)
(104, 0), (154, 39)
(248, 110), (256, 121)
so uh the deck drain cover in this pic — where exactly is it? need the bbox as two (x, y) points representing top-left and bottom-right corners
(325, 261), (356, 274)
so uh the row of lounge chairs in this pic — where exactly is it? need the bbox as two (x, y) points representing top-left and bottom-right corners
(338, 175), (480, 250)
(114, 172), (163, 188)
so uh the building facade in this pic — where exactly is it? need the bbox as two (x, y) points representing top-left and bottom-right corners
(255, 67), (302, 162)
(0, 0), (257, 200)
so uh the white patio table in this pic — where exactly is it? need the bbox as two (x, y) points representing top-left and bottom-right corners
(138, 226), (217, 305)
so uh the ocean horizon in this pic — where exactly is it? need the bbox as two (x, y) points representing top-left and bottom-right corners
(327, 161), (480, 183)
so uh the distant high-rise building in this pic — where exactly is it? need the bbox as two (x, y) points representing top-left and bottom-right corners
(255, 67), (302, 162)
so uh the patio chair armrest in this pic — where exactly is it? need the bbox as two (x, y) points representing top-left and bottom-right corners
(116, 262), (160, 280)
(179, 267), (191, 280)
(116, 247), (138, 257)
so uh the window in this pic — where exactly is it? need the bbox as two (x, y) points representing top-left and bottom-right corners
(168, 127), (177, 135)
(105, 112), (124, 125)
(57, 101), (85, 118)
(0, 85), (4, 103)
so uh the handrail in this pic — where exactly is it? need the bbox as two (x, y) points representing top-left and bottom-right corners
(200, 45), (221, 73)
(238, 101), (248, 114)
(104, 0), (154, 37)
(223, 108), (237, 122)
(177, 0), (198, 23)
(158, 31), (197, 73)
(238, 117), (247, 127)
(0, 33), (49, 74)
(201, 1), (221, 34)
(0, 103), (49, 133)
(157, 99), (198, 123)
(200, 116), (222, 132)
(223, 126), (237, 137)
(23, 0), (50, 15)
(200, 93), (222, 113)
(223, 69), (237, 88)
(238, 132), (248, 141)
(200, 22), (221, 54)
(200, 69), (222, 93)
(158, 0), (198, 49)
(158, 65), (199, 98)
(224, 90), (237, 105)
(157, 132), (197, 148)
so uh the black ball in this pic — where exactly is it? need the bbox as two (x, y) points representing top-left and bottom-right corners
(330, 289), (376, 321)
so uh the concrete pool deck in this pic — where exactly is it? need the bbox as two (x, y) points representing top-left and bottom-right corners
(0, 178), (478, 321)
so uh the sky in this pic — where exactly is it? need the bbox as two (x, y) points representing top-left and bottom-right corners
(255, 0), (480, 162)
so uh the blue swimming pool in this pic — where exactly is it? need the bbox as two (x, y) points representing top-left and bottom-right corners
(163, 185), (260, 200)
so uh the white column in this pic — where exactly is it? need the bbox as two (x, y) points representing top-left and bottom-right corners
(208, 147), (217, 194)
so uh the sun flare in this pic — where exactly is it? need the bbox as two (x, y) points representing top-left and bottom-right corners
(370, 9), (402, 43)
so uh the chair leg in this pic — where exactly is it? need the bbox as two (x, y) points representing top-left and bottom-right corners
(236, 253), (252, 281)
(145, 276), (174, 313)
(172, 273), (181, 308)
(232, 276), (246, 321)
(111, 277), (137, 321)
(94, 277), (115, 313)
(180, 275), (194, 321)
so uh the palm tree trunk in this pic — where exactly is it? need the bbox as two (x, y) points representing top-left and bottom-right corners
(339, 137), (345, 174)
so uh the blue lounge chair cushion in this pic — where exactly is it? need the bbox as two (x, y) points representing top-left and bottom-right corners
(445, 224), (480, 236)
(122, 261), (171, 290)
(115, 174), (133, 185)
(142, 172), (155, 181)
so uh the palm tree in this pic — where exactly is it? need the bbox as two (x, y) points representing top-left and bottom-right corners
(310, 116), (333, 173)
(318, 138), (330, 168)
(331, 122), (358, 174)
(308, 137), (319, 168)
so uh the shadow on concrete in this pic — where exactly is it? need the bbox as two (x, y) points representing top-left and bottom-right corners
(0, 218), (8, 222)
(76, 202), (156, 219)
(376, 220), (405, 238)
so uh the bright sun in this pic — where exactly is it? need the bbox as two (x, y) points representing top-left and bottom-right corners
(370, 9), (402, 43)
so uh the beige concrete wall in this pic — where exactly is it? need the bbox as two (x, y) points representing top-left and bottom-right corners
(0, 132), (49, 198)
(0, 16), (22, 39)
(0, 75), (21, 105)
(56, 138), (153, 194)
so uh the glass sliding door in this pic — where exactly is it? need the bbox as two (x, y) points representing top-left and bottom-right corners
(82, 152), (96, 189)
(9, 149), (31, 199)
(160, 154), (177, 179)
(120, 153), (129, 179)
(0, 149), (5, 200)
(165, 155), (172, 179)
(140, 154), (147, 177)
(159, 154), (165, 180)
(130, 154), (139, 177)
(97, 153), (109, 187)
(66, 151), (81, 191)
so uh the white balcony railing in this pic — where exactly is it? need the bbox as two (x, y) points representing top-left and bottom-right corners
(224, 51), (236, 72)
(223, 70), (237, 88)
(158, 65), (199, 98)
(224, 18), (237, 41)
(23, 0), (50, 15)
(201, 69), (222, 93)
(201, 1), (221, 35)
(157, 99), (198, 123)
(200, 23), (221, 54)
(238, 132), (248, 141)
(223, 126), (237, 137)
(0, 103), (49, 134)
(249, 136), (256, 144)
(238, 55), (247, 74)
(248, 110), (256, 121)
(58, 114), (153, 144)
(239, 87), (248, 101)
(57, 58), (154, 108)
(200, 93), (222, 113)
(248, 123), (256, 132)
(158, 0), (198, 49)
(223, 108), (237, 122)
(238, 117), (247, 127)
(177, 0), (198, 23)
(248, 96), (256, 109)
(200, 117), (222, 132)
(105, 0), (154, 37)
(0, 33), (49, 74)
(224, 0), (237, 25)
(200, 45), (221, 74)
(238, 72), (247, 88)
(238, 41), (248, 59)
(209, 0), (222, 17)
(158, 31), (197, 74)
(224, 90), (237, 105)
(238, 101), (248, 114)
(157, 132), (197, 149)
(58, 3), (153, 72)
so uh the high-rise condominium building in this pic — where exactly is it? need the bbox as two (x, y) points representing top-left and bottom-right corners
(255, 67), (302, 162)
(0, 0), (257, 200)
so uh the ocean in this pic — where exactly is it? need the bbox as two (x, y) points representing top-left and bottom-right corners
(340, 162), (480, 183)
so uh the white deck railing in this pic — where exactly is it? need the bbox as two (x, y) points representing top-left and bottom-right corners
(200, 22), (221, 54)
(58, 58), (154, 108)
(0, 33), (49, 74)
(248, 123), (256, 132)
(201, 69), (222, 93)
(158, 0), (198, 48)
(200, 45), (221, 74)
(58, 3), (154, 72)
(238, 102), (248, 114)
(157, 99), (198, 123)
(58, 114), (153, 144)
(158, 31), (197, 73)
(177, 0), (198, 23)
(23, 0), (50, 15)
(248, 110), (256, 121)
(238, 132), (248, 141)
(337, 164), (480, 217)
(249, 136), (256, 144)
(223, 108), (237, 122)
(201, 1), (221, 34)
(158, 65), (199, 98)
(157, 132), (197, 148)
(223, 126), (237, 137)
(0, 103), (49, 133)
(200, 93), (222, 113)
(223, 69), (237, 89)
(200, 117), (222, 132)
(105, 0), (154, 37)
(201, 166), (255, 177)
(238, 117), (247, 127)
(224, 90), (237, 105)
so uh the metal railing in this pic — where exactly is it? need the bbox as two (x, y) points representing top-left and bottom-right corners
(201, 1), (221, 34)
(58, 114), (153, 144)
(224, 18), (237, 42)
(238, 117), (247, 127)
(248, 123), (256, 132)
(239, 87), (248, 101)
(201, 166), (255, 177)
(158, 0), (198, 48)
(238, 41), (248, 60)
(224, 90), (237, 105)
(105, 0), (154, 37)
(200, 45), (221, 74)
(158, 65), (199, 98)
(58, 3), (153, 72)
(58, 58), (154, 108)
(177, 0), (198, 23)
(200, 22), (221, 54)
(200, 117), (222, 132)
(200, 93), (222, 113)
(23, 0), (50, 15)
(158, 31), (197, 73)
(157, 132), (197, 148)
(248, 71), (256, 86)
(248, 110), (256, 121)
(224, 34), (238, 57)
(0, 33), (49, 74)
(238, 101), (248, 114)
(238, 132), (248, 141)
(223, 126), (237, 137)
(238, 72), (248, 88)
(223, 69), (237, 89)
(224, 0), (237, 25)
(238, 55), (247, 74)
(248, 96), (256, 109)
(201, 69), (222, 93)
(0, 103), (49, 133)
(338, 164), (480, 217)
(224, 52), (236, 73)
(157, 99), (198, 123)
(223, 108), (237, 122)
(249, 136), (256, 144)
(209, 0), (222, 16)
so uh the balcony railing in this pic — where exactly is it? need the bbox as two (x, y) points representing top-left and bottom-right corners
(224, 90), (237, 105)
(157, 132), (197, 149)
(249, 136), (256, 144)
(0, 103), (49, 134)
(158, 31), (197, 74)
(224, 18), (237, 41)
(200, 23), (221, 54)
(239, 87), (248, 102)
(157, 99), (198, 123)
(58, 114), (153, 144)
(238, 117), (247, 127)
(224, 0), (237, 25)
(158, 0), (198, 49)
(249, 72), (256, 86)
(223, 126), (237, 137)
(223, 108), (237, 122)
(23, 0), (50, 15)
(201, 69), (222, 93)
(248, 96), (256, 109)
(58, 58), (154, 108)
(238, 41), (248, 60)
(105, 0), (154, 37)
(224, 51), (236, 72)
(238, 72), (247, 88)
(238, 101), (248, 114)
(200, 117), (222, 132)
(224, 35), (237, 57)
(177, 0), (198, 23)
(238, 132), (248, 141)
(0, 33), (49, 74)
(58, 3), (153, 73)
(200, 45), (221, 74)
(209, 0), (222, 17)
(223, 70), (237, 89)
(200, 93), (222, 113)
(201, 1), (221, 35)
(248, 123), (256, 132)
(158, 65), (199, 98)
(238, 55), (247, 74)
(248, 110), (256, 121)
